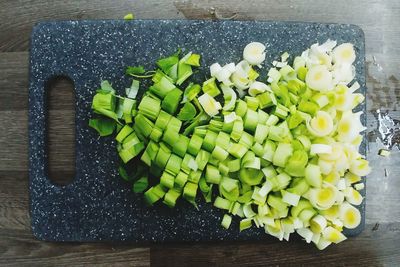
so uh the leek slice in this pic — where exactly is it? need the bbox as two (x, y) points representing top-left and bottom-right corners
(221, 214), (232, 229)
(89, 118), (115, 137)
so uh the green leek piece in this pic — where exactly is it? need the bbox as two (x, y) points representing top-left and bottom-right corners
(210, 145), (227, 162)
(126, 79), (140, 99)
(202, 77), (220, 97)
(97, 80), (115, 94)
(268, 126), (284, 142)
(142, 140), (159, 161)
(288, 178), (310, 196)
(255, 124), (269, 144)
(183, 182), (198, 204)
(89, 118), (115, 137)
(262, 140), (277, 162)
(272, 143), (293, 167)
(138, 95), (161, 121)
(119, 142), (144, 163)
(219, 163), (229, 175)
(188, 170), (202, 183)
(181, 153), (195, 174)
(269, 172), (291, 191)
(92, 93), (118, 121)
(298, 208), (317, 224)
(161, 88), (183, 115)
(244, 109), (258, 133)
(245, 96), (260, 111)
(216, 132), (231, 150)
(167, 117), (182, 133)
(248, 67), (259, 80)
(291, 139), (303, 151)
(227, 158), (241, 172)
(183, 83), (201, 101)
(154, 142), (172, 169)
(155, 110), (172, 130)
(239, 218), (252, 231)
(177, 102), (197, 121)
(205, 165), (221, 184)
(208, 119), (224, 132)
(284, 150), (308, 177)
(251, 142), (265, 157)
(160, 171), (175, 189)
(123, 98), (136, 123)
(291, 198), (312, 217)
(140, 150), (152, 167)
(177, 55), (193, 85)
(149, 76), (176, 98)
(221, 214), (232, 229)
(231, 120), (244, 141)
(239, 132), (254, 149)
(258, 110), (269, 124)
(184, 53), (201, 67)
(193, 127), (207, 138)
(312, 93), (330, 108)
(287, 79), (305, 94)
(165, 154), (182, 175)
(116, 125), (134, 143)
(219, 177), (239, 201)
(267, 194), (288, 211)
(298, 100), (319, 115)
(162, 127), (180, 147)
(252, 186), (267, 204)
(174, 171), (189, 189)
(152, 69), (173, 84)
(274, 104), (289, 119)
(134, 114), (155, 138)
(144, 187), (159, 205)
(133, 177), (148, 193)
(305, 164), (322, 188)
(266, 114), (279, 126)
(157, 50), (179, 76)
(257, 92), (274, 109)
(239, 168), (264, 185)
(150, 127), (163, 142)
(214, 196), (232, 210)
(288, 112), (304, 129)
(163, 188), (181, 208)
(208, 156), (219, 166)
(125, 66), (147, 77)
(289, 93), (300, 104)
(296, 135), (311, 151)
(297, 66), (308, 81)
(230, 202), (241, 215)
(196, 149), (210, 170)
(241, 151), (256, 168)
(199, 177), (210, 194)
(222, 120), (234, 133)
(171, 135), (189, 157)
(228, 143), (248, 159)
(235, 100), (248, 117)
(187, 135), (203, 156)
(202, 130), (218, 152)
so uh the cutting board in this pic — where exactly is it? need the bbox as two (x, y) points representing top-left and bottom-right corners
(29, 20), (367, 242)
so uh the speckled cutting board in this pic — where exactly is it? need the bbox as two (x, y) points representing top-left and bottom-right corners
(29, 20), (367, 241)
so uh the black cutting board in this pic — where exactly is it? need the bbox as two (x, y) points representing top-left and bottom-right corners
(29, 20), (367, 241)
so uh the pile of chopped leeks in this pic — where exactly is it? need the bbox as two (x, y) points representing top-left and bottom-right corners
(89, 40), (371, 250)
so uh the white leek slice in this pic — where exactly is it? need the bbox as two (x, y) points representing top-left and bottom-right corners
(332, 63), (355, 85)
(210, 63), (222, 77)
(337, 111), (366, 142)
(198, 93), (222, 117)
(354, 183), (364, 191)
(221, 85), (237, 111)
(224, 112), (237, 123)
(332, 43), (356, 65)
(307, 111), (334, 137)
(305, 65), (334, 91)
(311, 233), (320, 245)
(337, 178), (346, 191)
(258, 180), (273, 197)
(319, 143), (342, 161)
(349, 158), (371, 177)
(343, 187), (363, 206)
(349, 81), (360, 93)
(248, 81), (271, 96)
(214, 67), (232, 84)
(335, 191), (345, 205)
(339, 202), (361, 229)
(316, 237), (332, 250)
(310, 144), (332, 154)
(310, 215), (327, 234)
(293, 218), (304, 229)
(243, 42), (266, 65)
(318, 159), (334, 175)
(281, 190), (300, 206)
(309, 183), (338, 210)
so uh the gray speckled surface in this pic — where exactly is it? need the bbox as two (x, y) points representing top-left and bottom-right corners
(29, 20), (366, 242)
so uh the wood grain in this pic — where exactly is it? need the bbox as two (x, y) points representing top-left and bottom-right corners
(0, 0), (399, 266)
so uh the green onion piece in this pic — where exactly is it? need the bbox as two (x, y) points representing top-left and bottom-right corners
(202, 77), (220, 97)
(177, 102), (197, 121)
(162, 88), (183, 114)
(235, 100), (248, 117)
(255, 124), (269, 144)
(133, 177), (149, 193)
(154, 110), (172, 130)
(212, 145), (229, 161)
(239, 218), (252, 231)
(272, 143), (293, 167)
(149, 127), (163, 142)
(116, 125), (134, 143)
(160, 171), (175, 189)
(205, 165), (221, 184)
(243, 109), (258, 133)
(216, 132), (231, 150)
(177, 57), (193, 86)
(183, 83), (201, 102)
(89, 118), (115, 137)
(305, 164), (322, 188)
(184, 53), (201, 67)
(257, 92), (274, 109)
(228, 143), (248, 159)
(165, 154), (182, 176)
(214, 196), (232, 210)
(170, 135), (189, 157)
(183, 182), (198, 204)
(163, 188), (181, 208)
(195, 149), (210, 171)
(134, 113), (154, 138)
(187, 135), (204, 156)
(174, 171), (189, 189)
(285, 150), (308, 177)
(154, 142), (172, 169)
(239, 168), (264, 185)
(123, 98), (136, 123)
(221, 214), (232, 229)
(138, 95), (161, 121)
(150, 76), (176, 99)
(202, 130), (218, 152)
(231, 119), (244, 141)
(297, 66), (308, 81)
(162, 127), (180, 147)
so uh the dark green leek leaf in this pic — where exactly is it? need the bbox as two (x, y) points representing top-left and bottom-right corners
(89, 118), (115, 136)
(177, 102), (197, 121)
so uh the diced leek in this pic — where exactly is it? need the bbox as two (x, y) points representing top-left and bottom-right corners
(239, 168), (264, 185)
(116, 125), (134, 143)
(235, 100), (248, 117)
(162, 88), (183, 114)
(154, 110), (172, 130)
(119, 142), (144, 163)
(322, 226), (347, 244)
(177, 57), (193, 85)
(154, 142), (172, 169)
(160, 171), (175, 189)
(268, 68), (281, 82)
(240, 218), (253, 231)
(165, 154), (182, 176)
(174, 171), (188, 189)
(181, 154), (194, 174)
(202, 77), (220, 97)
(183, 182), (198, 204)
(122, 98), (136, 123)
(257, 92), (275, 109)
(183, 83), (201, 102)
(172, 135), (189, 157)
(243, 109), (258, 133)
(239, 132), (254, 149)
(262, 140), (277, 162)
(185, 53), (201, 66)
(231, 119), (244, 141)
(188, 170), (202, 183)
(163, 189), (181, 208)
(187, 135), (203, 156)
(89, 118), (116, 137)
(287, 178), (310, 196)
(228, 143), (248, 159)
(281, 190), (300, 206)
(205, 165), (222, 184)
(245, 96), (260, 111)
(202, 130), (218, 152)
(196, 149), (211, 170)
(272, 143), (293, 167)
(138, 95), (161, 121)
(227, 158), (241, 172)
(221, 214), (232, 229)
(149, 127), (163, 142)
(251, 142), (265, 157)
(216, 132), (231, 150)
(284, 150), (308, 177)
(305, 164), (322, 188)
(269, 172), (291, 191)
(198, 93), (221, 117)
(214, 196), (232, 210)
(211, 145), (229, 161)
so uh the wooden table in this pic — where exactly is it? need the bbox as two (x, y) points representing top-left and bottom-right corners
(1, 1), (399, 266)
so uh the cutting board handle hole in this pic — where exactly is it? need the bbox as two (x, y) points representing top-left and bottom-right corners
(45, 75), (76, 186)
